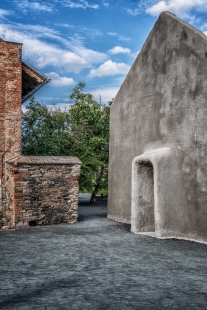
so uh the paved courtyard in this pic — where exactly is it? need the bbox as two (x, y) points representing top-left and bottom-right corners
(0, 197), (207, 309)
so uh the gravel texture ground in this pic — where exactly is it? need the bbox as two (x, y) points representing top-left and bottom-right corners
(0, 197), (207, 309)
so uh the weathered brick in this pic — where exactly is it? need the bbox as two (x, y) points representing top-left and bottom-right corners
(0, 38), (82, 229)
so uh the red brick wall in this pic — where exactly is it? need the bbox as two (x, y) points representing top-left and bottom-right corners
(0, 40), (82, 229)
(0, 39), (22, 223)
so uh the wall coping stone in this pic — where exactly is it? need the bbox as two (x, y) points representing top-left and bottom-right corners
(6, 155), (82, 165)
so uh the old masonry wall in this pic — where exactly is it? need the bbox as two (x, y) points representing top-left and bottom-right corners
(0, 39), (22, 225)
(4, 156), (81, 228)
(0, 38), (82, 229)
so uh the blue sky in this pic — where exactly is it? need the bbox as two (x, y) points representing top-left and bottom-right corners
(1, 0), (207, 108)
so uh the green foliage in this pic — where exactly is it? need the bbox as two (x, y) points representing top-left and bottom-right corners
(22, 97), (72, 156)
(69, 83), (110, 199)
(22, 83), (110, 200)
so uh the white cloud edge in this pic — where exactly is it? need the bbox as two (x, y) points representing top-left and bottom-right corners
(108, 46), (131, 55)
(61, 0), (99, 9)
(0, 22), (107, 73)
(89, 60), (130, 77)
(123, 0), (207, 19)
(90, 86), (119, 104)
(0, 9), (12, 18)
(103, 2), (109, 7)
(17, 0), (53, 12)
(146, 0), (207, 18)
(46, 72), (75, 86)
(107, 31), (131, 42)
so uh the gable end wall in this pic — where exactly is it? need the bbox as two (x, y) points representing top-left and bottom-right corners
(108, 12), (207, 242)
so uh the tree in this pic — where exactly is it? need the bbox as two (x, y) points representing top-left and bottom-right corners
(69, 83), (110, 203)
(22, 97), (72, 156)
(22, 84), (110, 203)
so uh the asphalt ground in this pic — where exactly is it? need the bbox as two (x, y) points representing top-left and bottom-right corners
(0, 196), (207, 309)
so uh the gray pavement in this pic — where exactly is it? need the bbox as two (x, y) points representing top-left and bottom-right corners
(0, 200), (207, 309)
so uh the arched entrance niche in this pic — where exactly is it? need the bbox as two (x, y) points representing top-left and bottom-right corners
(131, 147), (170, 235)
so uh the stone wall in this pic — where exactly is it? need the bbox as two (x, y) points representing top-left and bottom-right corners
(5, 156), (81, 228)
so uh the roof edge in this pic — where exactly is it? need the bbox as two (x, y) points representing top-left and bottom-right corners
(22, 60), (49, 80)
(22, 61), (51, 104)
(159, 11), (207, 40)
(21, 79), (50, 104)
(111, 11), (207, 107)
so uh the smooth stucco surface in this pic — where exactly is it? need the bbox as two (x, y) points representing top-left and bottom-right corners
(108, 11), (207, 243)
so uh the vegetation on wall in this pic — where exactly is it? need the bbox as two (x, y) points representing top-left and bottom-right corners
(22, 83), (111, 203)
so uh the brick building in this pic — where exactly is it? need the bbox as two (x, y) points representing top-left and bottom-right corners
(0, 38), (81, 229)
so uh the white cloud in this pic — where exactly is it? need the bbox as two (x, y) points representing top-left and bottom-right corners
(103, 2), (109, 7)
(119, 35), (131, 42)
(125, 8), (141, 16)
(17, 24), (59, 37)
(55, 23), (74, 28)
(17, 0), (53, 12)
(0, 9), (12, 18)
(80, 27), (102, 38)
(124, 0), (155, 16)
(62, 52), (89, 72)
(61, 0), (99, 9)
(124, 0), (207, 18)
(18, 24), (106, 64)
(109, 46), (131, 55)
(46, 72), (75, 86)
(89, 60), (130, 77)
(108, 32), (117, 36)
(0, 24), (89, 72)
(55, 23), (102, 39)
(72, 46), (106, 63)
(90, 87), (119, 104)
(107, 32), (131, 42)
(146, 0), (207, 17)
(0, 23), (107, 73)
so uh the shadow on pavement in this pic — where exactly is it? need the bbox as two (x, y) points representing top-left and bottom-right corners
(78, 196), (131, 232)
(78, 198), (107, 222)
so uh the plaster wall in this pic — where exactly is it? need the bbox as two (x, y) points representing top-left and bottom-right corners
(108, 12), (207, 242)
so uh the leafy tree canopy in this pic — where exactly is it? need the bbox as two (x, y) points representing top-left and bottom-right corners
(22, 83), (111, 202)
(22, 97), (72, 156)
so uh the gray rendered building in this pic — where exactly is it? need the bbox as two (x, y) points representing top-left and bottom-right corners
(108, 11), (207, 244)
